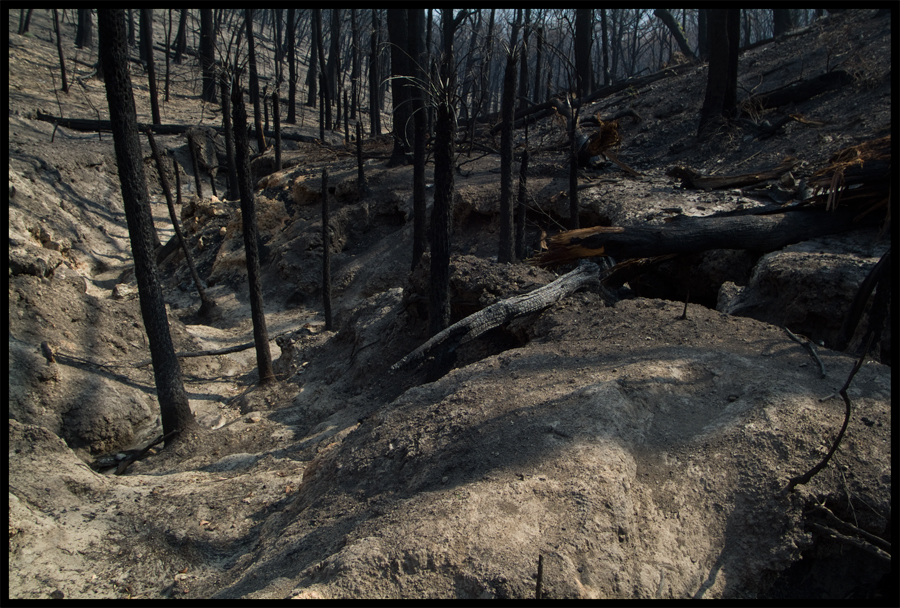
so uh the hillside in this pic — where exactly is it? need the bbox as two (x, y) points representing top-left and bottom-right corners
(8, 9), (892, 600)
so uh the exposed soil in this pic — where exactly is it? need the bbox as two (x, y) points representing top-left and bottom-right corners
(8, 9), (892, 600)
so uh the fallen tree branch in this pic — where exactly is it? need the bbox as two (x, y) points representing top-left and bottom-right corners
(806, 523), (891, 562)
(533, 206), (880, 267)
(133, 329), (294, 367)
(806, 504), (892, 554)
(391, 262), (601, 373)
(784, 327), (826, 378)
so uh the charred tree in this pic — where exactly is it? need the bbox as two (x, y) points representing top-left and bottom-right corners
(18, 9), (34, 35)
(75, 9), (93, 50)
(231, 71), (276, 386)
(356, 121), (370, 198)
(287, 8), (297, 123)
(219, 70), (239, 200)
(498, 10), (522, 263)
(574, 9), (593, 98)
(164, 9), (172, 102)
(52, 9), (69, 93)
(600, 10), (610, 85)
(145, 129), (216, 317)
(773, 9), (794, 37)
(273, 89), (282, 171)
(568, 96), (580, 229)
(697, 9), (739, 139)
(410, 8), (428, 270)
(173, 9), (187, 64)
(386, 8), (412, 166)
(98, 9), (198, 443)
(517, 9), (531, 112)
(350, 9), (360, 120)
(322, 169), (334, 331)
(140, 9), (161, 126)
(326, 9), (341, 102)
(313, 10), (332, 131)
(306, 12), (318, 108)
(246, 10), (267, 153)
(429, 8), (460, 338)
(199, 9), (217, 103)
(369, 9), (381, 136)
(515, 148), (530, 260)
(653, 9), (696, 62)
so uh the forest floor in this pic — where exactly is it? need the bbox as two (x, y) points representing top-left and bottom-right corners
(8, 9), (893, 600)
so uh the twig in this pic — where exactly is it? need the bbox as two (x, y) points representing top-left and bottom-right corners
(780, 333), (873, 494)
(806, 523), (891, 562)
(134, 329), (294, 367)
(806, 504), (891, 553)
(783, 326), (826, 378)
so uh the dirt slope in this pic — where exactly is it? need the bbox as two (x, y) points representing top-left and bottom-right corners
(8, 9), (892, 600)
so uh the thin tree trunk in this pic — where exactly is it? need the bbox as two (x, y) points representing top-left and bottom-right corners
(306, 12), (318, 108)
(220, 71), (238, 201)
(498, 10), (521, 263)
(369, 9), (380, 136)
(98, 9), (198, 443)
(164, 9), (172, 102)
(246, 10), (267, 153)
(410, 8), (427, 270)
(231, 70), (276, 385)
(141, 9), (161, 126)
(515, 148), (530, 260)
(287, 8), (297, 123)
(321, 168), (333, 330)
(199, 10), (216, 102)
(356, 122), (370, 199)
(52, 10), (70, 93)
(145, 130), (216, 316)
(314, 10), (332, 131)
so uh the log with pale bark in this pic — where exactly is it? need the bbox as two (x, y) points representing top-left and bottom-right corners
(534, 206), (882, 268)
(666, 156), (798, 190)
(391, 262), (601, 373)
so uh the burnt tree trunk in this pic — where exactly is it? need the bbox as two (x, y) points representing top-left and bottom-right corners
(98, 8), (198, 443)
(322, 169), (334, 330)
(220, 71), (239, 200)
(410, 8), (428, 270)
(173, 8), (187, 64)
(306, 11), (319, 108)
(698, 9), (739, 139)
(515, 148), (530, 260)
(199, 10), (216, 103)
(52, 10), (69, 93)
(246, 10), (267, 153)
(369, 9), (381, 136)
(287, 8), (297, 123)
(140, 9), (161, 126)
(314, 10), (332, 130)
(145, 130), (216, 316)
(498, 10), (521, 263)
(386, 8), (412, 166)
(574, 9), (593, 98)
(356, 121), (370, 198)
(231, 70), (276, 385)
(75, 9), (93, 49)
(653, 9), (696, 61)
(536, 207), (883, 267)
(429, 9), (457, 338)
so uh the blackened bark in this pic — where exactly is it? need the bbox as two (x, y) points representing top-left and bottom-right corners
(145, 130), (216, 316)
(517, 9), (531, 112)
(429, 9), (456, 338)
(274, 90), (282, 171)
(164, 9), (172, 102)
(98, 9), (198, 442)
(76, 9), (93, 49)
(369, 9), (381, 136)
(220, 71), (238, 200)
(322, 169), (333, 330)
(698, 9), (709, 59)
(246, 10), (267, 153)
(141, 9), (161, 126)
(314, 10), (332, 131)
(568, 98), (580, 229)
(386, 8), (412, 166)
(697, 9), (738, 139)
(574, 9), (592, 98)
(199, 10), (217, 103)
(356, 121), (370, 198)
(306, 14), (318, 108)
(350, 9), (360, 120)
(18, 8), (34, 35)
(515, 148), (530, 260)
(326, 9), (341, 101)
(231, 72), (276, 385)
(52, 10), (69, 94)
(653, 9), (696, 61)
(498, 10), (521, 263)
(187, 131), (203, 197)
(410, 8), (427, 270)
(533, 26), (544, 103)
(601, 10), (610, 85)
(173, 9), (187, 64)
(287, 8), (297, 123)
(773, 9), (794, 37)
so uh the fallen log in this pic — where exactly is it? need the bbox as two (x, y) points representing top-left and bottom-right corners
(750, 70), (852, 110)
(391, 262), (601, 373)
(666, 156), (798, 190)
(35, 112), (320, 144)
(533, 206), (881, 267)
